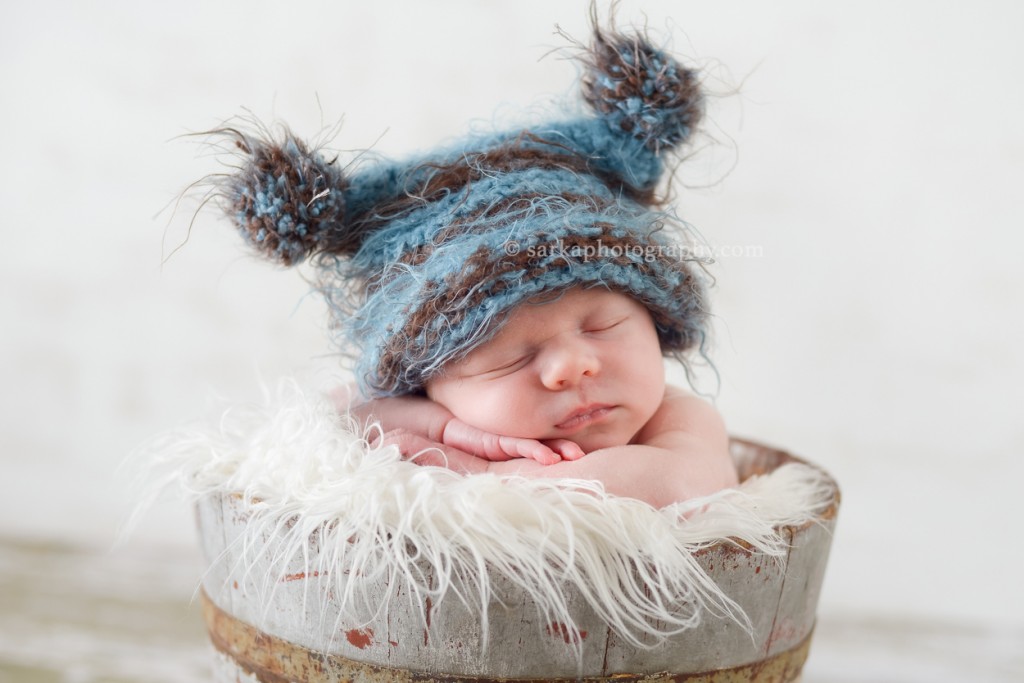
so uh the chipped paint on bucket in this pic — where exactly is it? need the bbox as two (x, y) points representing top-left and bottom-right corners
(196, 439), (838, 681)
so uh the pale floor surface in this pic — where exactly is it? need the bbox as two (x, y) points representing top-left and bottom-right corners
(1, 538), (1020, 683)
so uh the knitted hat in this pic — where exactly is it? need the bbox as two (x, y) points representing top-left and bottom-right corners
(214, 28), (709, 397)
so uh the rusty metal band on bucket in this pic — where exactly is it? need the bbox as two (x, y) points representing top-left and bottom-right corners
(200, 591), (811, 683)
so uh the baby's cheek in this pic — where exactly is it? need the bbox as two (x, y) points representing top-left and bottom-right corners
(460, 388), (540, 437)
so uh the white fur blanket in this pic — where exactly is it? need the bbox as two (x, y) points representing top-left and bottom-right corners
(134, 379), (835, 651)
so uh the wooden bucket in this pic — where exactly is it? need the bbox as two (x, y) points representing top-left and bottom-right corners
(196, 439), (839, 682)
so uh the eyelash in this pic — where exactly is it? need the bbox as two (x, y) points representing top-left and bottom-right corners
(585, 317), (626, 333)
(487, 354), (532, 375)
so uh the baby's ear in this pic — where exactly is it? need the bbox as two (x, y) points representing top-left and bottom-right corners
(215, 126), (350, 266)
(581, 28), (703, 155)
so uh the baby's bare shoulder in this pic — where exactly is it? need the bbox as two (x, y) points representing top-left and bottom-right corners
(660, 385), (724, 421)
(636, 385), (726, 443)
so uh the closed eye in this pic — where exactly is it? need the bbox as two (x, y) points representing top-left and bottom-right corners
(584, 315), (628, 333)
(480, 354), (532, 377)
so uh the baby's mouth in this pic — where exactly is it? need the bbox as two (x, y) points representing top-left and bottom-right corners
(555, 404), (614, 431)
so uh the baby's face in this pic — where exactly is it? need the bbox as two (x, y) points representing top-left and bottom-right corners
(426, 287), (665, 453)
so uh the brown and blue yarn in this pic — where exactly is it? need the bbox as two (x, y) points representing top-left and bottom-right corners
(212, 27), (710, 397)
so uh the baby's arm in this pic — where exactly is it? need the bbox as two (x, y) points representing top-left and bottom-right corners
(482, 390), (737, 508)
(345, 392), (451, 446)
(343, 391), (581, 465)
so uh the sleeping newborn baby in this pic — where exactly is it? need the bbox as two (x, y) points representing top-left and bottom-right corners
(211, 29), (737, 507)
(346, 286), (737, 509)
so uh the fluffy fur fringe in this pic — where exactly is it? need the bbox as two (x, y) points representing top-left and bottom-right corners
(132, 379), (834, 656)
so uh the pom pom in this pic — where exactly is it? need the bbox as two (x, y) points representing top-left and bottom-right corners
(223, 127), (348, 266)
(582, 30), (703, 153)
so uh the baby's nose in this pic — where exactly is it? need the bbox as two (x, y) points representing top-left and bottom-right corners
(539, 343), (599, 390)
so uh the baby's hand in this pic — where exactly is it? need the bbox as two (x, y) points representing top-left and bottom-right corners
(495, 436), (586, 465)
(373, 428), (489, 474)
(441, 419), (584, 466)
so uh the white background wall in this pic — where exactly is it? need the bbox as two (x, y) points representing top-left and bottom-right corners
(3, 0), (1022, 677)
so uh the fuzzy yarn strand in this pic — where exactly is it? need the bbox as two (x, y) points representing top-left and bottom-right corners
(582, 30), (704, 153)
(220, 127), (350, 266)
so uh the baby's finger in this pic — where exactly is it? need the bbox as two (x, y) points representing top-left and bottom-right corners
(545, 439), (586, 461)
(499, 435), (558, 465)
(487, 438), (544, 464)
(524, 442), (563, 466)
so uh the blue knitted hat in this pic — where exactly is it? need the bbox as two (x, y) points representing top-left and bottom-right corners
(215, 28), (709, 397)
